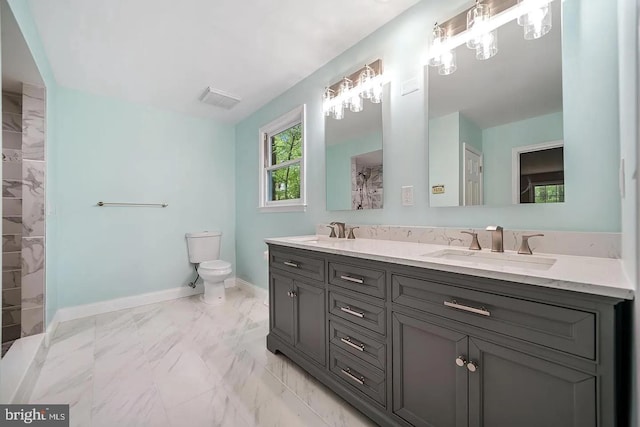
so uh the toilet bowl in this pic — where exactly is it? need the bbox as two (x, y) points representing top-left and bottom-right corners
(185, 231), (232, 305)
(198, 260), (232, 305)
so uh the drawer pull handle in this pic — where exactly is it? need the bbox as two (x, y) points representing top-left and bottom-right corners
(444, 300), (490, 317)
(340, 275), (364, 284)
(283, 261), (299, 268)
(467, 361), (479, 373)
(341, 368), (364, 385)
(455, 356), (467, 367)
(341, 337), (365, 351)
(340, 306), (365, 318)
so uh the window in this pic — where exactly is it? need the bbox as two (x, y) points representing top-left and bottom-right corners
(259, 105), (306, 212)
(534, 184), (565, 203)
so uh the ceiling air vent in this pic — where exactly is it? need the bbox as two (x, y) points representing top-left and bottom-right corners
(199, 87), (241, 110)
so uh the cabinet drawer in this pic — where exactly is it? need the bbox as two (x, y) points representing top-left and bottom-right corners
(270, 247), (325, 282)
(329, 291), (386, 336)
(330, 345), (386, 407)
(329, 319), (386, 371)
(329, 262), (385, 298)
(392, 274), (596, 359)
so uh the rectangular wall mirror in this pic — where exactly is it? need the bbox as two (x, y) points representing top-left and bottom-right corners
(427, 0), (563, 207)
(325, 66), (386, 211)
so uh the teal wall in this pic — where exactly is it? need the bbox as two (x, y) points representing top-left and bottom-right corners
(7, 0), (59, 324)
(482, 111), (564, 205)
(235, 0), (622, 290)
(326, 131), (382, 210)
(459, 114), (482, 153)
(53, 87), (235, 308)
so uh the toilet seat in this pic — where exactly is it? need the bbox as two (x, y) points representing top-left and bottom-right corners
(199, 260), (232, 273)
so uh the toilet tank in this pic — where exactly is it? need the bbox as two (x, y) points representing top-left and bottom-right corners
(185, 231), (221, 263)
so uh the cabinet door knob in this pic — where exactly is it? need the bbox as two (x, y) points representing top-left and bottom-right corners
(455, 356), (467, 367)
(290, 291), (297, 298)
(467, 361), (479, 373)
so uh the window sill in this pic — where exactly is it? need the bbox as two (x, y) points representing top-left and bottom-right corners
(259, 204), (307, 213)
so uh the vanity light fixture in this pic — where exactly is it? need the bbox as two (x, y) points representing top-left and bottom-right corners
(323, 60), (384, 120)
(428, 23), (457, 75)
(517, 0), (552, 40)
(426, 0), (556, 69)
(467, 0), (498, 60)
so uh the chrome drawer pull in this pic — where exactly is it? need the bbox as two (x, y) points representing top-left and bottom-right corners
(444, 300), (491, 317)
(341, 337), (365, 352)
(283, 261), (299, 268)
(341, 368), (364, 385)
(340, 306), (365, 318)
(340, 275), (364, 284)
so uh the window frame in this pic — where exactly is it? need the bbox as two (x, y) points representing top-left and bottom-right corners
(258, 105), (307, 212)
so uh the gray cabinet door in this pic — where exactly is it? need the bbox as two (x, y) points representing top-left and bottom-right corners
(269, 272), (294, 345)
(468, 338), (596, 427)
(392, 312), (469, 427)
(294, 280), (326, 365)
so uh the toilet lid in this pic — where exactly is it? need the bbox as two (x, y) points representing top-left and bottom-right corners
(199, 260), (231, 270)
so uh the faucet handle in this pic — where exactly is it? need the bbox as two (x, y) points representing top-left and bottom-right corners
(327, 225), (337, 238)
(460, 231), (481, 250)
(518, 234), (544, 255)
(347, 227), (359, 240)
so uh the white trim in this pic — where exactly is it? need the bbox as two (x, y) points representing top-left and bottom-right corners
(258, 105), (307, 212)
(236, 278), (269, 306)
(1, 334), (45, 403)
(45, 311), (60, 348)
(54, 285), (204, 324)
(511, 140), (564, 204)
(462, 143), (483, 206)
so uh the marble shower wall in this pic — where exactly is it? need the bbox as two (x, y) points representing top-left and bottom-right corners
(351, 161), (383, 210)
(2, 92), (24, 344)
(21, 84), (46, 337)
(315, 224), (622, 259)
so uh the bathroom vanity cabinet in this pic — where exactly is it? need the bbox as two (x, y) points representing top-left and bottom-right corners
(266, 244), (630, 427)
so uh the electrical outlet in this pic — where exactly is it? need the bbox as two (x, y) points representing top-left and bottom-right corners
(401, 186), (414, 206)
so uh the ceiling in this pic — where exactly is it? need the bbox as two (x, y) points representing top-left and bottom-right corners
(26, 0), (422, 123)
(428, 0), (562, 129)
(1, 0), (44, 94)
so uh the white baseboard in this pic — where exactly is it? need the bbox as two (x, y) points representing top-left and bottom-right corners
(53, 284), (204, 324)
(236, 278), (269, 306)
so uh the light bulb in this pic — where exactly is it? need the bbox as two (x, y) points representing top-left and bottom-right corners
(322, 87), (334, 117)
(429, 24), (445, 67)
(466, 1), (492, 50)
(370, 82), (383, 104)
(518, 0), (552, 40)
(350, 93), (364, 112)
(358, 65), (376, 99)
(331, 104), (344, 120)
(438, 49), (457, 75)
(339, 77), (353, 109)
(475, 29), (497, 60)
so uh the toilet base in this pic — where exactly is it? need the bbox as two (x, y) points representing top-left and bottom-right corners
(201, 280), (226, 305)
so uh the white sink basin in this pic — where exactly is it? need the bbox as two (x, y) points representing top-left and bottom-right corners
(424, 249), (556, 271)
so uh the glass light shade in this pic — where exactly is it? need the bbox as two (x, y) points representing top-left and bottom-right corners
(322, 87), (334, 117)
(466, 2), (491, 49)
(339, 77), (353, 109)
(520, 2), (552, 40)
(349, 93), (364, 112)
(358, 65), (376, 99)
(370, 82), (383, 104)
(331, 104), (344, 120)
(475, 29), (498, 60)
(428, 25), (445, 67)
(438, 49), (457, 75)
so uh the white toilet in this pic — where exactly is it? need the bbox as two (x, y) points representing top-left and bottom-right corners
(185, 231), (232, 305)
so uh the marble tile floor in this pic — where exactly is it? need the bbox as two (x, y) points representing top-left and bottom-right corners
(27, 288), (376, 427)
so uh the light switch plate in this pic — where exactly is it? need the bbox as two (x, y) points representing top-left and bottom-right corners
(401, 186), (414, 206)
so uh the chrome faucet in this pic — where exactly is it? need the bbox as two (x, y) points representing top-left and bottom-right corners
(330, 222), (346, 238)
(486, 225), (504, 252)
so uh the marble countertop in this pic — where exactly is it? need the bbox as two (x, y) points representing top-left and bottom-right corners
(265, 235), (635, 300)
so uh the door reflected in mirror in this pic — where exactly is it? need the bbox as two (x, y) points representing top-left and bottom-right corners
(514, 143), (564, 204)
(428, 0), (563, 207)
(326, 98), (384, 211)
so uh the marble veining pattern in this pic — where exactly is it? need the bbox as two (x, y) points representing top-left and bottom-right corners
(3, 271), (21, 289)
(21, 306), (44, 337)
(2, 113), (22, 133)
(2, 93), (22, 115)
(22, 161), (45, 237)
(27, 288), (374, 427)
(3, 217), (23, 234)
(21, 85), (45, 161)
(316, 224), (622, 259)
(2, 131), (22, 150)
(3, 179), (22, 198)
(21, 238), (45, 310)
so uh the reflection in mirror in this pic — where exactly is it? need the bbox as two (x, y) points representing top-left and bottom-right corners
(326, 93), (384, 211)
(428, 0), (563, 207)
(514, 142), (564, 204)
